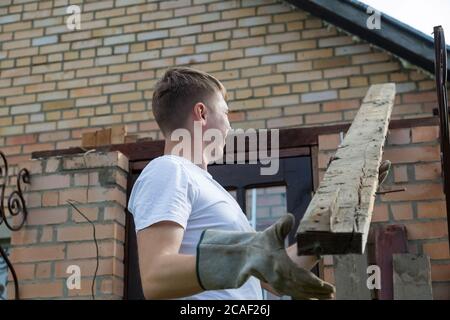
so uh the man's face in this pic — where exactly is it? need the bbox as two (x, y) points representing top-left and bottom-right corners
(204, 91), (231, 159)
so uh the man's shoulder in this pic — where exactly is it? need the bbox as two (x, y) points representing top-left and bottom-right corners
(143, 155), (185, 172)
(139, 155), (193, 181)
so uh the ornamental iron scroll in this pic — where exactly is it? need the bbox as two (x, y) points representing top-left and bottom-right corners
(0, 151), (31, 300)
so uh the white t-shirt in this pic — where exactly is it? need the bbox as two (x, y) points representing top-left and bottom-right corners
(128, 154), (263, 300)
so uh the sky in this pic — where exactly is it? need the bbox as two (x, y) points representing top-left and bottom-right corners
(361, 0), (450, 45)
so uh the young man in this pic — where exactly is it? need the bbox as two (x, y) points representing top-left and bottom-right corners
(127, 67), (335, 300)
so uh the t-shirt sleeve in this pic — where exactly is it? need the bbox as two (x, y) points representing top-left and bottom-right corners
(128, 160), (197, 231)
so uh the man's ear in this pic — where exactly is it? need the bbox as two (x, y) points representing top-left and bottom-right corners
(193, 102), (207, 122)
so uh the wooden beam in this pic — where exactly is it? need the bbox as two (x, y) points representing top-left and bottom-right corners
(297, 83), (396, 255)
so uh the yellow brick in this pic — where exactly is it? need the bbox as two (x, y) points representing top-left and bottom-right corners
(15, 120), (36, 136)
(43, 100), (75, 112)
(110, 92), (142, 103)
(62, 110), (77, 119)
(222, 8), (255, 20)
(0, 117), (13, 126)
(90, 115), (122, 126)
(79, 108), (94, 117)
(46, 111), (61, 121)
(247, 108), (282, 120)
(57, 118), (89, 130)
(109, 63), (140, 74)
(311, 81), (329, 91)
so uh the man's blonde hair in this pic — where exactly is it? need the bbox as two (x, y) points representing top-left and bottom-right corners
(152, 67), (227, 136)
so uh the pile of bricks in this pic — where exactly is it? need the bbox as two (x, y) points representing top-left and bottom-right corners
(8, 151), (128, 299)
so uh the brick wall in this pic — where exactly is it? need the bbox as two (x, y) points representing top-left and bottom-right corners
(1, 0), (449, 300)
(7, 151), (128, 299)
(0, 0), (447, 171)
(318, 126), (450, 300)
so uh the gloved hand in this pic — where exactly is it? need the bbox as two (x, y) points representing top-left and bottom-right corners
(378, 159), (391, 187)
(196, 214), (335, 299)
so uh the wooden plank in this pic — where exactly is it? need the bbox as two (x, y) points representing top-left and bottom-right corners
(393, 253), (433, 300)
(374, 224), (408, 300)
(297, 83), (396, 255)
(334, 253), (372, 300)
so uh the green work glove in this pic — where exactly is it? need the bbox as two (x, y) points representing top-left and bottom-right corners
(378, 159), (391, 187)
(196, 214), (335, 299)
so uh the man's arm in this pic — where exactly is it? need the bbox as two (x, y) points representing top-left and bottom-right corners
(137, 220), (203, 299)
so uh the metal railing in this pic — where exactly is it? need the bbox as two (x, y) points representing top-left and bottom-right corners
(0, 151), (31, 300)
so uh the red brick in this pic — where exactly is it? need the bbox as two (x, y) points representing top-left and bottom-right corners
(381, 183), (444, 201)
(22, 192), (42, 210)
(36, 262), (52, 279)
(226, 111), (243, 122)
(417, 201), (447, 219)
(88, 187), (127, 207)
(383, 146), (440, 164)
(415, 163), (441, 180)
(433, 283), (450, 300)
(11, 245), (65, 263)
(322, 99), (359, 112)
(403, 92), (436, 103)
(372, 203), (389, 222)
(318, 134), (340, 151)
(27, 207), (68, 225)
(71, 207), (99, 223)
(67, 240), (123, 260)
(406, 221), (448, 240)
(6, 134), (37, 146)
(57, 225), (94, 242)
(30, 174), (71, 191)
(387, 128), (410, 145)
(59, 188), (88, 205)
(393, 165), (408, 183)
(412, 126), (439, 143)
(423, 241), (450, 260)
(55, 258), (115, 278)
(391, 203), (413, 221)
(10, 229), (38, 245)
(67, 278), (96, 297)
(39, 226), (54, 243)
(104, 206), (126, 226)
(19, 281), (63, 299)
(431, 263), (450, 281)
(7, 264), (35, 281)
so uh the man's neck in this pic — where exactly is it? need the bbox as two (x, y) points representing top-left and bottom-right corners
(164, 139), (208, 170)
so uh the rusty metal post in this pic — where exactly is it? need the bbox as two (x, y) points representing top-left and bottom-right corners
(433, 26), (450, 252)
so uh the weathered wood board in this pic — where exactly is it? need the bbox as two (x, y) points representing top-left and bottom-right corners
(393, 253), (433, 300)
(334, 253), (372, 300)
(374, 224), (408, 300)
(297, 83), (396, 255)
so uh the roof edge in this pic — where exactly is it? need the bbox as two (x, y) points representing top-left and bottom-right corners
(286, 0), (450, 78)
